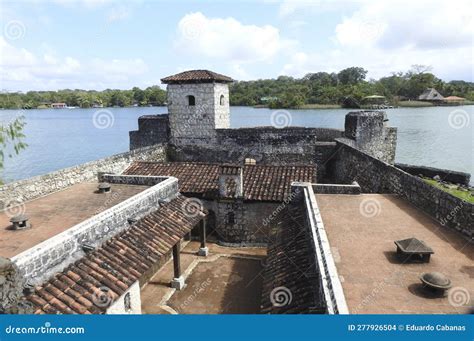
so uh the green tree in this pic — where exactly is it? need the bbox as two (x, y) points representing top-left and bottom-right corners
(0, 116), (27, 184)
(337, 67), (368, 85)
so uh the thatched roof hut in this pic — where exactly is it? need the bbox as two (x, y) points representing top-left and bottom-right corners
(418, 88), (444, 101)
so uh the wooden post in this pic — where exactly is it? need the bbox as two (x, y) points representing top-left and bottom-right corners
(198, 219), (209, 257)
(200, 219), (207, 249)
(173, 241), (181, 278)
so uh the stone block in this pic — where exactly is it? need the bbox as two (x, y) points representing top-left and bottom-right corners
(171, 276), (185, 290)
(198, 247), (209, 257)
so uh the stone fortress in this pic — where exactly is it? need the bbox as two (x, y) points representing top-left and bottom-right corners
(131, 71), (397, 176)
(0, 70), (472, 315)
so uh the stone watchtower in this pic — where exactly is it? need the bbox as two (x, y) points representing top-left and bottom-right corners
(161, 70), (233, 145)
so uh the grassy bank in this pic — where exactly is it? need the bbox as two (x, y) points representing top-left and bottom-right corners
(299, 104), (342, 109)
(397, 100), (474, 108)
(253, 103), (342, 109)
(397, 101), (433, 107)
(423, 178), (474, 204)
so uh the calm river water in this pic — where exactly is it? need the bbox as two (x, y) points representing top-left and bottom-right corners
(0, 106), (472, 184)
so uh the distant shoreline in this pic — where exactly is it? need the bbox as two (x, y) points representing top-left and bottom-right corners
(1, 101), (473, 111)
(252, 101), (474, 110)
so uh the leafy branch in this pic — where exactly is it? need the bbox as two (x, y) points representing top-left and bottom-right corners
(0, 116), (27, 172)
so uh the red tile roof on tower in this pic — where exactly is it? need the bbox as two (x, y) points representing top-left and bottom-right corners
(25, 195), (207, 314)
(161, 70), (233, 84)
(123, 162), (317, 202)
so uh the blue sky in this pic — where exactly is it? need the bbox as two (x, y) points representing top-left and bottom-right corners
(1, 0), (473, 91)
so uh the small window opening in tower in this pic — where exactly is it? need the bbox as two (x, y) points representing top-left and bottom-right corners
(226, 212), (235, 226)
(220, 94), (225, 106)
(187, 95), (196, 106)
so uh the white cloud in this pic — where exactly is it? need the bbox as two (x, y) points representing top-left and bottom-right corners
(229, 64), (253, 80)
(335, 0), (473, 49)
(279, 0), (359, 17)
(0, 38), (148, 90)
(90, 58), (148, 80)
(281, 45), (473, 81)
(106, 6), (130, 23)
(0, 37), (36, 67)
(175, 12), (294, 63)
(53, 0), (113, 9)
(282, 0), (473, 81)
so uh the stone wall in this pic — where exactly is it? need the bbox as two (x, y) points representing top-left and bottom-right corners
(129, 115), (170, 150)
(11, 176), (179, 285)
(102, 174), (169, 186)
(129, 111), (397, 182)
(167, 83), (230, 143)
(169, 127), (343, 174)
(344, 111), (397, 164)
(198, 199), (279, 245)
(313, 182), (361, 194)
(291, 182), (349, 314)
(0, 145), (167, 210)
(395, 163), (471, 186)
(215, 199), (246, 244)
(215, 200), (280, 245)
(333, 138), (473, 241)
(213, 83), (231, 129)
(0, 258), (32, 313)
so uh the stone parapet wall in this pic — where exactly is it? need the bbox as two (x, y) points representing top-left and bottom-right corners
(102, 174), (169, 187)
(333, 139), (473, 241)
(395, 163), (471, 186)
(11, 177), (178, 285)
(217, 126), (344, 142)
(168, 127), (343, 170)
(128, 110), (398, 181)
(0, 145), (167, 210)
(344, 111), (397, 164)
(292, 182), (349, 314)
(129, 115), (170, 150)
(313, 182), (361, 194)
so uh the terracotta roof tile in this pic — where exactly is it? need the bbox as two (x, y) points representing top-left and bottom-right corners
(161, 70), (233, 84)
(26, 195), (206, 314)
(123, 162), (316, 202)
